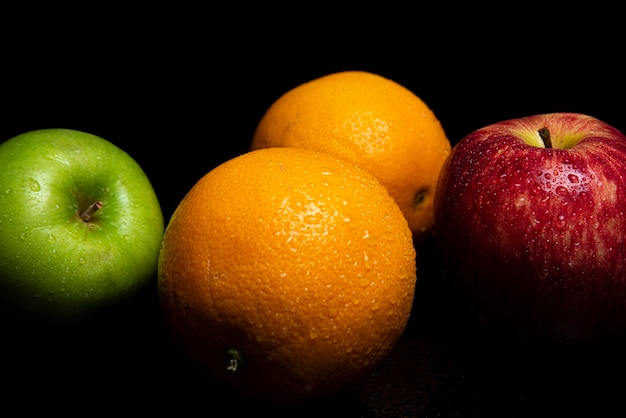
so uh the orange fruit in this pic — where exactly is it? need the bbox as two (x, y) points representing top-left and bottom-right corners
(250, 70), (451, 242)
(158, 147), (417, 403)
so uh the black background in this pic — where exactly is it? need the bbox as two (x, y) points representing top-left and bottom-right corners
(2, 7), (626, 417)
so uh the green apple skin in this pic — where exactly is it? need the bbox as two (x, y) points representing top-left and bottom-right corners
(0, 129), (164, 327)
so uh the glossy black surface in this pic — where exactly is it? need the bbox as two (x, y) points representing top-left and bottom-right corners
(3, 10), (625, 416)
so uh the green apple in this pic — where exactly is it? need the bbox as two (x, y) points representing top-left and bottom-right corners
(0, 128), (164, 328)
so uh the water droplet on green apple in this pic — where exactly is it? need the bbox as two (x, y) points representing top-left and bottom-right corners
(4, 188), (12, 194)
(79, 257), (86, 265)
(19, 232), (26, 239)
(28, 178), (40, 192)
(47, 234), (55, 244)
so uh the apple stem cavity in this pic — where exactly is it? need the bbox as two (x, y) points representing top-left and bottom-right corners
(224, 348), (244, 372)
(539, 127), (552, 149)
(80, 200), (103, 222)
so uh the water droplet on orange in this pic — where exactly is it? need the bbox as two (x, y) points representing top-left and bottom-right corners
(309, 328), (319, 339)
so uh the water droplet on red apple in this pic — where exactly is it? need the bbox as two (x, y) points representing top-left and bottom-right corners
(556, 186), (569, 196)
(568, 174), (580, 184)
(532, 183), (543, 194)
(544, 172), (552, 180)
(555, 214), (566, 229)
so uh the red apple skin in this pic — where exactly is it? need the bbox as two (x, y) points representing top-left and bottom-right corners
(433, 113), (626, 346)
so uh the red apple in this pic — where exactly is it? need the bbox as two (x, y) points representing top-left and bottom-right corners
(433, 112), (626, 346)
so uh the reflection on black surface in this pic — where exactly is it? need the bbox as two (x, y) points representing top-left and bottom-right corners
(4, 235), (625, 416)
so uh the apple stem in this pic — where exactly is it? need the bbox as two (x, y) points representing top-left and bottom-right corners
(80, 200), (103, 222)
(224, 348), (244, 372)
(538, 127), (552, 149)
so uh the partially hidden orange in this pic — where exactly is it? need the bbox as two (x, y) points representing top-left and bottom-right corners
(251, 70), (451, 243)
(157, 147), (417, 402)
